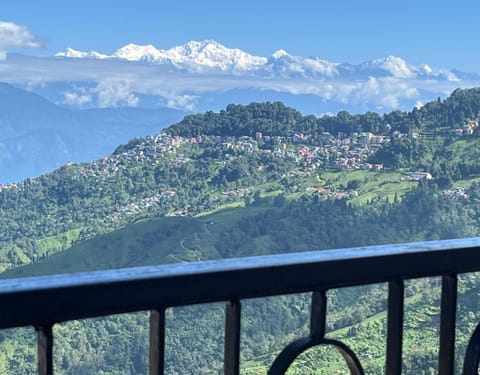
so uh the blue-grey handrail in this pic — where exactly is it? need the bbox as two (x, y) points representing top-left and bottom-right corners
(1, 237), (480, 328)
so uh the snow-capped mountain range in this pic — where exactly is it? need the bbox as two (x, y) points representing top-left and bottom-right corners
(54, 39), (470, 82)
(56, 40), (268, 72)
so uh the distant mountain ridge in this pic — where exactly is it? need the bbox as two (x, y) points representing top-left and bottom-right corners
(55, 39), (471, 81)
(0, 83), (186, 183)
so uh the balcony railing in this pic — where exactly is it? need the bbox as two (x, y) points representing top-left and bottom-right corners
(2, 238), (480, 374)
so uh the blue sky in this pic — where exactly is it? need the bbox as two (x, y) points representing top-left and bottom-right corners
(2, 0), (480, 71)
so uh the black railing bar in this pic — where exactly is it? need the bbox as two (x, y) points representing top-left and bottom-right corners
(224, 300), (241, 375)
(36, 324), (53, 375)
(1, 237), (480, 295)
(149, 308), (165, 375)
(1, 238), (480, 329)
(310, 290), (327, 341)
(385, 280), (404, 375)
(438, 274), (458, 375)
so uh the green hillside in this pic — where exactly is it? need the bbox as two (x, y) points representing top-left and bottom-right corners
(4, 177), (479, 279)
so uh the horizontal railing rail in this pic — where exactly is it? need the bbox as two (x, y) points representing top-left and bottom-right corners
(2, 237), (480, 374)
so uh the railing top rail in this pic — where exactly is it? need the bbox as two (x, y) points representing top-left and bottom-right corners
(3, 237), (480, 293)
(1, 237), (480, 329)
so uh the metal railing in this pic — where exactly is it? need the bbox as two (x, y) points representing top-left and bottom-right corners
(2, 237), (480, 374)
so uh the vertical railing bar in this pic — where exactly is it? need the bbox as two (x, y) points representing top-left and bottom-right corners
(386, 280), (404, 375)
(224, 300), (241, 375)
(149, 308), (166, 375)
(36, 324), (54, 375)
(310, 290), (327, 341)
(438, 274), (458, 375)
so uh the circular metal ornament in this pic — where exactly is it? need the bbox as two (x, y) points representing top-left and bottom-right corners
(268, 335), (365, 375)
(463, 323), (480, 374)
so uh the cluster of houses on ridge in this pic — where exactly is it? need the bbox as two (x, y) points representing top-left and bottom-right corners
(68, 129), (435, 185)
(443, 186), (468, 199)
(219, 130), (388, 171)
(0, 182), (20, 191)
(3, 111), (480, 194)
(9, 112), (480, 197)
(455, 113), (480, 136)
(43, 129), (392, 183)
(0, 128), (423, 193)
(77, 133), (194, 180)
(107, 191), (178, 222)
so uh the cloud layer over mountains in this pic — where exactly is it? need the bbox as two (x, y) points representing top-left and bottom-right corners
(1, 37), (479, 113)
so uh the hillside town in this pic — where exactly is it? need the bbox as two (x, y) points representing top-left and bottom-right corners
(3, 113), (480, 206)
(73, 128), (392, 180)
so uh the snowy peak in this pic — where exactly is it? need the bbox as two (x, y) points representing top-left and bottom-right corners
(271, 49), (290, 59)
(55, 47), (86, 58)
(169, 39), (221, 56)
(421, 64), (433, 74)
(55, 47), (108, 59)
(378, 55), (414, 78)
(265, 50), (339, 78)
(359, 55), (414, 78)
(163, 39), (267, 71)
(112, 44), (163, 61)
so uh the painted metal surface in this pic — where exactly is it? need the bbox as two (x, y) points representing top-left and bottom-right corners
(1, 238), (480, 328)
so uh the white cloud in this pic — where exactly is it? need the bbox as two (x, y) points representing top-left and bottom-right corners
(93, 80), (139, 108)
(0, 53), (477, 112)
(165, 94), (198, 111)
(0, 22), (42, 60)
(63, 91), (92, 106)
(347, 77), (419, 109)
